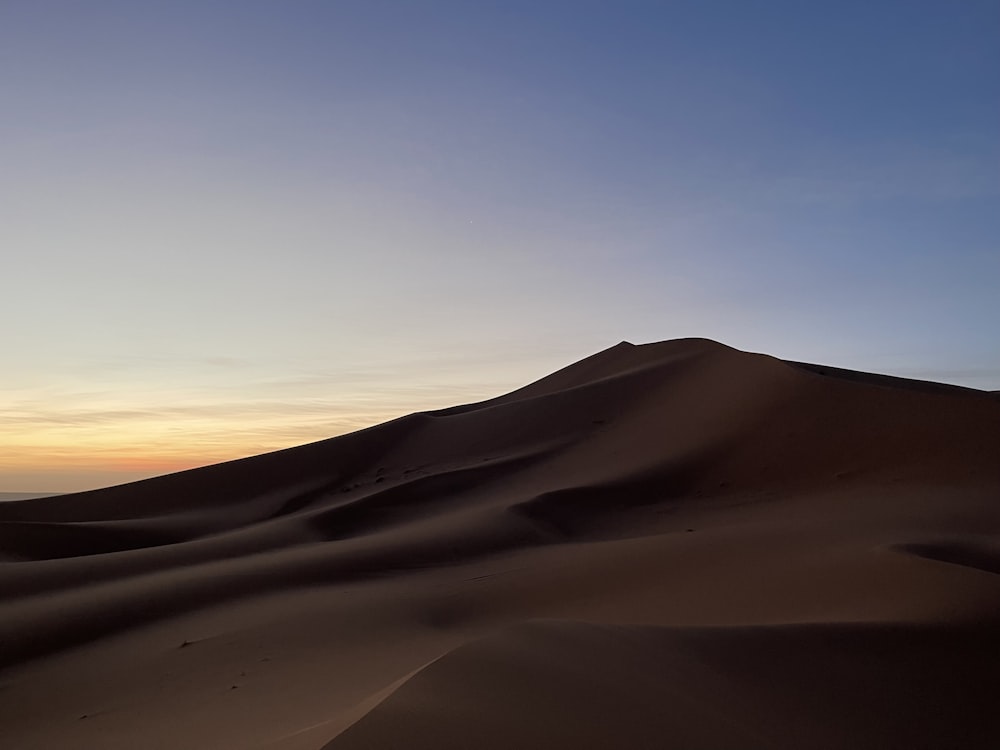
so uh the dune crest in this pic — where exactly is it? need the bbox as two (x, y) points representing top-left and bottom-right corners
(2, 339), (999, 749)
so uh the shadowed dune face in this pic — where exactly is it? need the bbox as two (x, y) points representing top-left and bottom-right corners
(322, 620), (1000, 750)
(898, 538), (1000, 575)
(1, 338), (999, 749)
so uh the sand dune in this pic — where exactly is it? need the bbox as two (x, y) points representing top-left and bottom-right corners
(2, 338), (998, 749)
(0, 493), (57, 503)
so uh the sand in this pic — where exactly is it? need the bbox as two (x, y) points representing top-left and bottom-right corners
(1, 338), (998, 749)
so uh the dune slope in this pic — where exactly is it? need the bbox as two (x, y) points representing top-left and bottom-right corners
(1, 338), (999, 749)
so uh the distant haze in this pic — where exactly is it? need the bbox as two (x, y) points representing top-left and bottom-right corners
(2, 1), (997, 492)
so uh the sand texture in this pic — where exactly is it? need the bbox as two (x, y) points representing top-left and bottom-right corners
(2, 338), (999, 748)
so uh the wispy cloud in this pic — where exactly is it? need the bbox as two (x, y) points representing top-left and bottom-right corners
(0, 371), (521, 482)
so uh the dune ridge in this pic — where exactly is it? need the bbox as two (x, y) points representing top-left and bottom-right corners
(2, 338), (999, 749)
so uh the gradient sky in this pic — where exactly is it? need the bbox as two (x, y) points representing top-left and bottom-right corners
(3, 0), (998, 492)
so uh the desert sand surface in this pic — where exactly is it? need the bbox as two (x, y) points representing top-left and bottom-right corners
(0, 493), (58, 503)
(2, 338), (999, 749)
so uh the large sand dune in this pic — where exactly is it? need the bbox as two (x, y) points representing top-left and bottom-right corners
(2, 338), (998, 748)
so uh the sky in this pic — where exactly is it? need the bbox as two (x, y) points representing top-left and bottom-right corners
(2, 0), (998, 493)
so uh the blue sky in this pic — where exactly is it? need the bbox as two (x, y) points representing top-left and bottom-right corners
(2, 1), (998, 491)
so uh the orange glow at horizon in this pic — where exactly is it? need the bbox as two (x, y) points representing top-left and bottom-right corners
(0, 414), (382, 479)
(0, 376), (516, 493)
